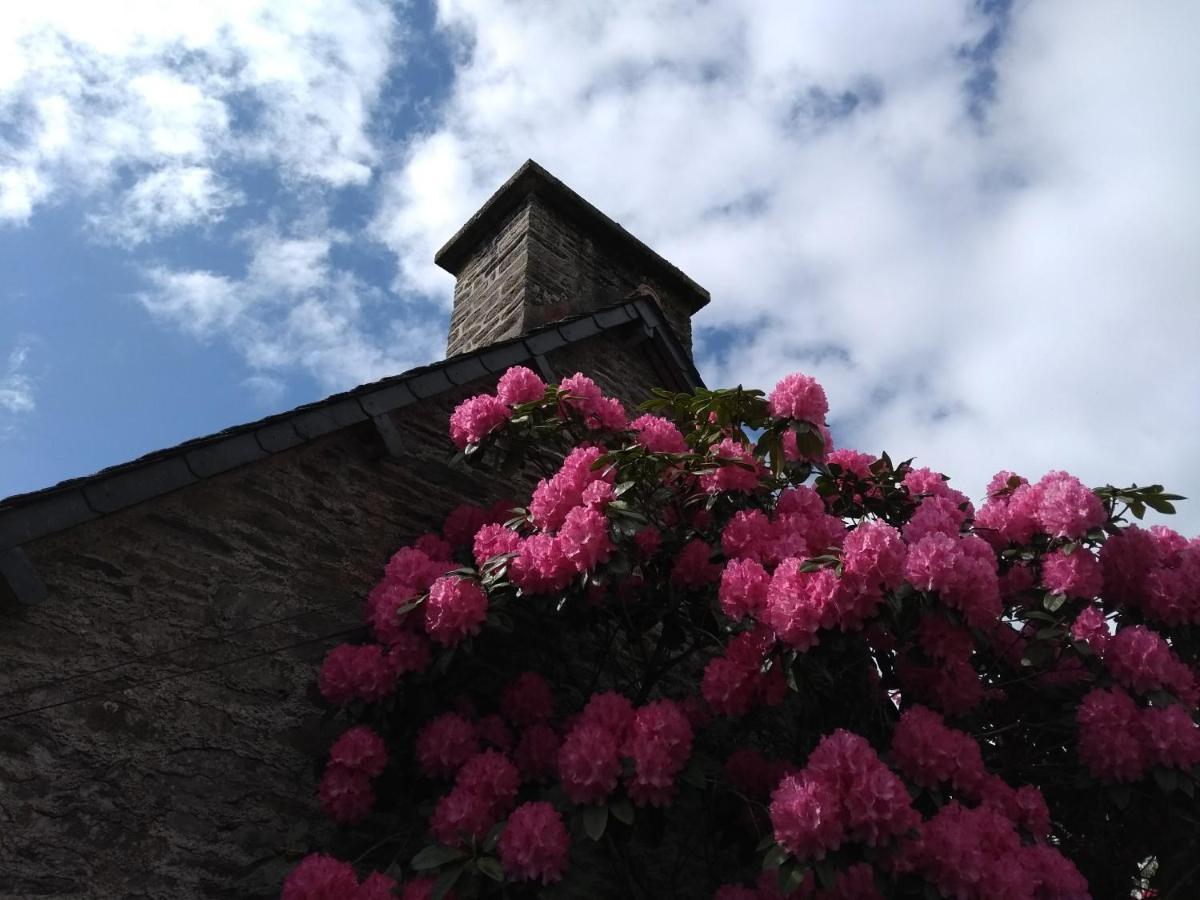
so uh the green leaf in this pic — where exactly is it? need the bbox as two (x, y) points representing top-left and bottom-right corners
(482, 821), (505, 853)
(1043, 593), (1066, 613)
(778, 861), (808, 895)
(583, 804), (608, 841)
(762, 843), (789, 871)
(610, 796), (635, 826)
(412, 845), (467, 871)
(431, 864), (464, 900)
(1179, 775), (1195, 799)
(476, 857), (504, 882)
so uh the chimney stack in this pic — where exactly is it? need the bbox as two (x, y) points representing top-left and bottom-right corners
(435, 160), (709, 360)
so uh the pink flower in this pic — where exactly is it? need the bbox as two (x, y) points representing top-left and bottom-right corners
(630, 413), (689, 453)
(890, 705), (985, 794)
(496, 365), (546, 405)
(579, 691), (636, 743)
(1042, 547), (1103, 598)
(903, 468), (971, 512)
(901, 496), (968, 544)
(1070, 605), (1110, 653)
(701, 655), (760, 717)
(1035, 470), (1105, 540)
(430, 784), (495, 847)
(842, 520), (907, 590)
(282, 853), (359, 900)
(384, 546), (446, 590)
(501, 672), (556, 726)
(510, 534), (575, 595)
(442, 503), (492, 548)
(455, 750), (520, 818)
(416, 713), (480, 778)
(414, 532), (453, 562)
(514, 723), (560, 781)
(768, 372), (829, 423)
(627, 700), (694, 806)
(319, 643), (398, 706)
(354, 872), (398, 900)
(318, 764), (373, 824)
(329, 726), (387, 777)
(805, 730), (918, 847)
(449, 394), (511, 449)
(558, 721), (622, 803)
(633, 525), (662, 557)
(557, 505), (613, 572)
(560, 372), (627, 430)
(974, 481), (1042, 547)
(499, 802), (570, 883)
(721, 509), (774, 563)
(365, 581), (420, 646)
(769, 773), (845, 860)
(476, 714), (514, 752)
(1142, 704), (1200, 770)
(1106, 625), (1198, 705)
(1099, 525), (1158, 607)
(903, 533), (1001, 630)
(764, 559), (839, 651)
(699, 438), (764, 493)
(472, 523), (522, 568)
(424, 576), (488, 646)
(719, 558), (770, 620)
(671, 539), (721, 588)
(529, 446), (612, 530)
(1077, 687), (1146, 782)
(781, 422), (832, 462)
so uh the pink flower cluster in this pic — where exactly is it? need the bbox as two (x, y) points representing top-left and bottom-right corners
(430, 749), (520, 847)
(903, 533), (1001, 630)
(449, 394), (511, 450)
(889, 706), (985, 793)
(702, 628), (786, 717)
(626, 699), (695, 806)
(282, 854), (396, 900)
(448, 366), (548, 449)
(424, 575), (488, 646)
(700, 437), (766, 493)
(1077, 686), (1200, 781)
(770, 730), (918, 861)
(902, 802), (1088, 899)
(1101, 525), (1200, 625)
(630, 413), (689, 454)
(318, 643), (399, 706)
(975, 470), (1104, 546)
(768, 373), (829, 424)
(1105, 625), (1198, 706)
(560, 372), (627, 430)
(498, 801), (570, 883)
(530, 446), (613, 530)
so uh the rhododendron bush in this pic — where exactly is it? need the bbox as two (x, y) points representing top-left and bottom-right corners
(285, 367), (1199, 900)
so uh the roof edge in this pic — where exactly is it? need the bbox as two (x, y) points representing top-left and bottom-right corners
(0, 300), (704, 552)
(434, 160), (710, 314)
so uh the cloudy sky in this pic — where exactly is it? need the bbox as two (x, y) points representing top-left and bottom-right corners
(2, 0), (1197, 532)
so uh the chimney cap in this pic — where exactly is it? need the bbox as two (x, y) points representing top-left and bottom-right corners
(434, 159), (710, 314)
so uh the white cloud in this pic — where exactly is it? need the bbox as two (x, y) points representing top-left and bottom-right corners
(0, 0), (399, 238)
(138, 224), (445, 391)
(372, 0), (1200, 532)
(0, 340), (37, 436)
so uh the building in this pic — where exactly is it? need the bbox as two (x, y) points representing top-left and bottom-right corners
(0, 162), (709, 898)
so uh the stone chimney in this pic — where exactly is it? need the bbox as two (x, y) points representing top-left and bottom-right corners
(435, 160), (709, 359)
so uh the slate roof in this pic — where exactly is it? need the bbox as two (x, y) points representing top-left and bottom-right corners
(0, 297), (702, 558)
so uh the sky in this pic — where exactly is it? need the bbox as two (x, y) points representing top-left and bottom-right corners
(1, 0), (1198, 533)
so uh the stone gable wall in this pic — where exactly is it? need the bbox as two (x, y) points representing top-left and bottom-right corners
(0, 334), (665, 899)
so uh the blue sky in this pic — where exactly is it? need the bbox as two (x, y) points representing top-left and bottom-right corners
(2, 1), (1198, 533)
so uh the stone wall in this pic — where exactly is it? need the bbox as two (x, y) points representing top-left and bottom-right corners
(0, 333), (667, 899)
(445, 194), (696, 360)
